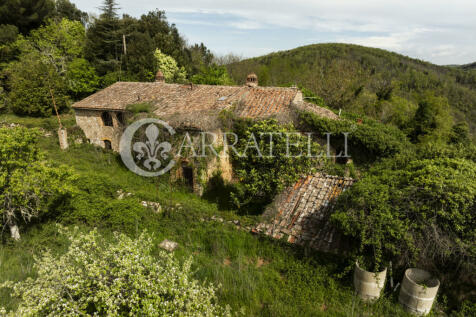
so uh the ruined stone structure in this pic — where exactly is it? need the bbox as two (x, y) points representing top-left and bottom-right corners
(72, 73), (338, 194)
(72, 74), (354, 254)
(255, 172), (354, 254)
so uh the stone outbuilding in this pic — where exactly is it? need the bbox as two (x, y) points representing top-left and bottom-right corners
(255, 172), (355, 254)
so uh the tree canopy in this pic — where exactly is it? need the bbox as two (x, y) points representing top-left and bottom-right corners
(0, 127), (76, 240)
(154, 49), (187, 83)
(0, 0), (54, 34)
(5, 18), (86, 116)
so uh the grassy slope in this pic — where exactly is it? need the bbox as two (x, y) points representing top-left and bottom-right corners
(0, 114), (416, 316)
(227, 43), (476, 135)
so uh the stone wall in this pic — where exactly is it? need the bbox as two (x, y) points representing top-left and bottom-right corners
(74, 109), (125, 151)
(204, 129), (233, 182)
(171, 129), (234, 196)
(75, 109), (233, 195)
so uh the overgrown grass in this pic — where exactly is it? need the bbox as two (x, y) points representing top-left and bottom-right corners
(1, 220), (417, 316)
(0, 114), (427, 316)
(0, 112), (76, 130)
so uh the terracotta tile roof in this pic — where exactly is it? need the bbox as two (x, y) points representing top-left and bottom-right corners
(255, 173), (354, 254)
(71, 82), (156, 111)
(72, 81), (339, 129)
(71, 82), (299, 117)
(238, 87), (297, 118)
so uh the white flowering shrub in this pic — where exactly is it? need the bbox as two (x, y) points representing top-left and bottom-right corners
(0, 227), (230, 316)
(154, 49), (187, 83)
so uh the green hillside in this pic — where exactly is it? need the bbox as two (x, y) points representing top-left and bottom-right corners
(227, 44), (476, 136)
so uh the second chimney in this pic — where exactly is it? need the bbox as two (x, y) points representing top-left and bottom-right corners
(246, 73), (258, 87)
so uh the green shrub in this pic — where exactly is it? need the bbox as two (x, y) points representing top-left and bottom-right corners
(416, 142), (476, 162)
(411, 93), (453, 144)
(300, 87), (329, 109)
(7, 52), (70, 117)
(450, 122), (471, 145)
(301, 111), (412, 163)
(0, 87), (7, 113)
(332, 157), (476, 272)
(450, 301), (476, 317)
(191, 65), (234, 85)
(66, 58), (100, 98)
(230, 119), (320, 212)
(67, 194), (146, 233)
(0, 127), (76, 240)
(0, 226), (230, 316)
(6, 18), (88, 117)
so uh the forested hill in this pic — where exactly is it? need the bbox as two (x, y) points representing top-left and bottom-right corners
(461, 62), (476, 70)
(227, 43), (476, 136)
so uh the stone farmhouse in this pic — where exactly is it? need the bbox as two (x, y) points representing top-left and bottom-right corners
(72, 73), (338, 192)
(72, 73), (337, 149)
(71, 72), (352, 253)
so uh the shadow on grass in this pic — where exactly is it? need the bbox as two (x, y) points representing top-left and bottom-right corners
(202, 174), (237, 211)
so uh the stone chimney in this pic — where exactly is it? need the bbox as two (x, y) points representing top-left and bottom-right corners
(246, 73), (258, 87)
(155, 70), (165, 83)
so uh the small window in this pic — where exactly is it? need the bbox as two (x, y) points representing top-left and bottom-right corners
(116, 112), (125, 125)
(104, 140), (112, 150)
(101, 112), (113, 127)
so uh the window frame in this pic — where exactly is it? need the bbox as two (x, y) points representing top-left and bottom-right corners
(101, 112), (114, 127)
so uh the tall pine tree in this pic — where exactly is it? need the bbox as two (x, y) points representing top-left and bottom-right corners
(99, 0), (120, 20)
(85, 3), (214, 83)
(85, 0), (122, 75)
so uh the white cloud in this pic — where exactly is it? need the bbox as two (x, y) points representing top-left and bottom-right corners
(339, 28), (432, 52)
(168, 18), (220, 27)
(228, 20), (263, 30)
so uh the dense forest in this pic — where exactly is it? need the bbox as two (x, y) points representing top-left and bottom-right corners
(227, 44), (476, 137)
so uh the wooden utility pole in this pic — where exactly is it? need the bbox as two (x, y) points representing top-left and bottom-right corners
(49, 86), (68, 150)
(49, 87), (63, 129)
(122, 34), (127, 56)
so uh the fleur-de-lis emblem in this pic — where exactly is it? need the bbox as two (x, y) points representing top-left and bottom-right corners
(133, 124), (172, 170)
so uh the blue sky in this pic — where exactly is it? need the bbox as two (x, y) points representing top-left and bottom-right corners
(73, 0), (476, 65)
